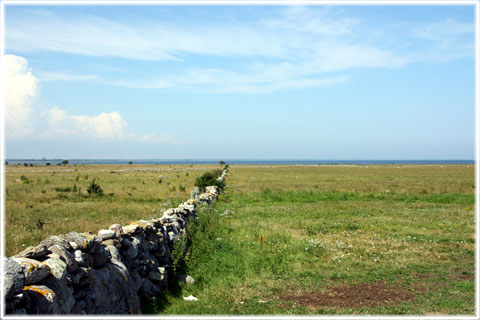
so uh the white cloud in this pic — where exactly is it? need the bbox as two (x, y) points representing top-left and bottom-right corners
(2, 54), (170, 142)
(3, 54), (39, 138)
(44, 107), (128, 140)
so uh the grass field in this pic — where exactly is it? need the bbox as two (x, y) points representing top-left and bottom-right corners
(4, 164), (476, 315)
(144, 164), (476, 315)
(4, 163), (221, 256)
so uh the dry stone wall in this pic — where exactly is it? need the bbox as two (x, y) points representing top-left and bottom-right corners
(3, 168), (228, 315)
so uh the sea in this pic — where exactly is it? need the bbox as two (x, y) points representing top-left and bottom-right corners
(4, 159), (475, 165)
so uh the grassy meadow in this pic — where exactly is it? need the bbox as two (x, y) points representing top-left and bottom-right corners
(145, 164), (476, 315)
(4, 163), (222, 256)
(4, 163), (476, 315)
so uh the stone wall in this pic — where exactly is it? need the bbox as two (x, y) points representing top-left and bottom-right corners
(3, 167), (228, 315)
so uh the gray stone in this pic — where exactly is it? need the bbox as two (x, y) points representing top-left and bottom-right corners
(98, 229), (115, 241)
(178, 274), (195, 284)
(88, 242), (111, 268)
(69, 267), (93, 286)
(122, 224), (139, 234)
(16, 244), (51, 260)
(69, 242), (79, 250)
(74, 250), (89, 267)
(4, 258), (25, 299)
(41, 235), (72, 252)
(87, 262), (141, 314)
(23, 285), (57, 314)
(131, 235), (143, 252)
(109, 224), (124, 237)
(49, 244), (78, 273)
(71, 299), (87, 314)
(64, 232), (91, 250)
(10, 308), (27, 314)
(46, 252), (61, 260)
(134, 220), (154, 230)
(184, 204), (195, 212)
(168, 231), (177, 242)
(163, 208), (175, 216)
(148, 266), (167, 282)
(42, 258), (75, 313)
(102, 238), (121, 248)
(105, 244), (122, 261)
(11, 257), (51, 285)
(122, 238), (138, 259)
(141, 278), (162, 298)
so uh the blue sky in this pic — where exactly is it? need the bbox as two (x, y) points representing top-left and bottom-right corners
(3, 4), (476, 159)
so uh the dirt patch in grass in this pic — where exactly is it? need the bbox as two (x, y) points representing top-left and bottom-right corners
(279, 281), (421, 309)
(447, 268), (474, 281)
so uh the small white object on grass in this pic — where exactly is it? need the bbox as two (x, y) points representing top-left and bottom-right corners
(183, 295), (198, 301)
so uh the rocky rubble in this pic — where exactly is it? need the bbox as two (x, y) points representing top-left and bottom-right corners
(3, 167), (228, 315)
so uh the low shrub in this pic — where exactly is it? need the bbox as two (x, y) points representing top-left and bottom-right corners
(195, 169), (225, 192)
(87, 178), (103, 196)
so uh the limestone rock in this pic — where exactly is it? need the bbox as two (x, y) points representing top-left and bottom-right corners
(41, 235), (72, 252)
(105, 244), (122, 261)
(74, 250), (89, 267)
(130, 235), (143, 253)
(23, 285), (57, 314)
(69, 242), (79, 250)
(42, 258), (75, 313)
(10, 308), (28, 314)
(88, 242), (111, 268)
(4, 258), (25, 299)
(98, 229), (115, 241)
(109, 224), (124, 237)
(122, 224), (139, 234)
(141, 278), (162, 298)
(87, 262), (141, 314)
(49, 245), (78, 273)
(64, 232), (91, 250)
(16, 244), (50, 260)
(178, 274), (195, 284)
(163, 208), (175, 216)
(11, 257), (51, 285)
(102, 238), (121, 249)
(121, 238), (138, 259)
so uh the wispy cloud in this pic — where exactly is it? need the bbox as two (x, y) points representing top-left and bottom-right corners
(409, 18), (474, 63)
(5, 7), (474, 93)
(37, 71), (98, 82)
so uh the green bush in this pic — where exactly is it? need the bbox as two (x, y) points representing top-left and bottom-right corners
(195, 169), (225, 192)
(87, 178), (103, 196)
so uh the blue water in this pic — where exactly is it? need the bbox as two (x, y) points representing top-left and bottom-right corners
(5, 159), (475, 165)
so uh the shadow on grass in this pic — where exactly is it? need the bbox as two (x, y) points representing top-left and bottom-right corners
(141, 264), (185, 313)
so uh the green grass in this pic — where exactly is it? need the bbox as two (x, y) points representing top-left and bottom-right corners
(144, 164), (475, 315)
(5, 164), (475, 315)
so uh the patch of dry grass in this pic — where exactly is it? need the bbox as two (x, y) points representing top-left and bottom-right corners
(4, 164), (222, 256)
